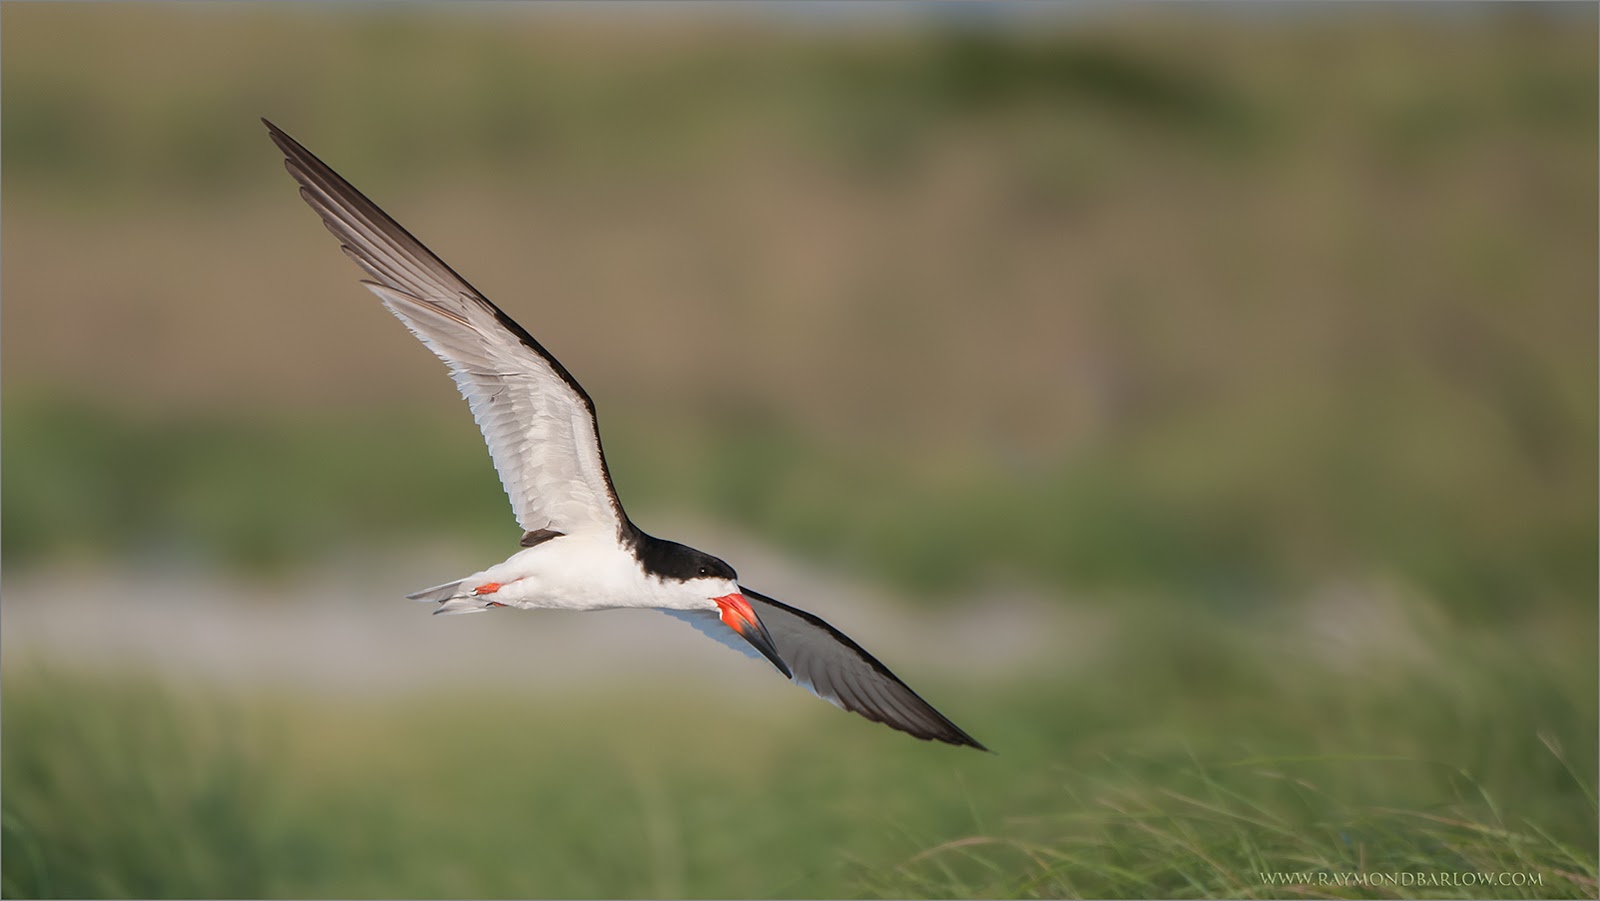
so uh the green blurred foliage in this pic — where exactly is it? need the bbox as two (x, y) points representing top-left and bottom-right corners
(1, 397), (510, 573)
(2, 8), (1263, 199)
(4, 604), (1594, 898)
(5, 393), (1592, 621)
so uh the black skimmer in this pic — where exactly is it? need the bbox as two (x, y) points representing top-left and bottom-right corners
(265, 120), (985, 751)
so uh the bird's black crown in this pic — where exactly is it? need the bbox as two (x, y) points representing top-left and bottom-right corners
(630, 531), (737, 583)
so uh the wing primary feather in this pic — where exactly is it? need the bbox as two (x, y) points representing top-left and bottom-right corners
(265, 118), (636, 541)
(266, 118), (603, 415)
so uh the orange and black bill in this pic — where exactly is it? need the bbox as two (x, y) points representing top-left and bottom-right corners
(713, 593), (792, 679)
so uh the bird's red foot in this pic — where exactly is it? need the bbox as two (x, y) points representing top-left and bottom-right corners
(486, 601), (507, 608)
(473, 582), (502, 596)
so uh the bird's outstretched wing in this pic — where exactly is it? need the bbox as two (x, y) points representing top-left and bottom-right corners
(265, 120), (628, 541)
(665, 588), (986, 749)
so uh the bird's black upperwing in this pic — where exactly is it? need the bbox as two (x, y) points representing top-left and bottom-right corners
(743, 588), (986, 749)
(664, 589), (986, 749)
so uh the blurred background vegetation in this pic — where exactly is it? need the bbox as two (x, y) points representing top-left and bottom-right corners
(2, 3), (1595, 899)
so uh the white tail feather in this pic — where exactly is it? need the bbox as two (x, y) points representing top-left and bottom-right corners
(406, 579), (465, 603)
(433, 597), (497, 616)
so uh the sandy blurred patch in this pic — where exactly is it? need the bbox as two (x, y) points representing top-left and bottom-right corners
(0, 520), (1096, 696)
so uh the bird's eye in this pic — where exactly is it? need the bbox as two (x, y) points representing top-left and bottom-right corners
(698, 566), (709, 577)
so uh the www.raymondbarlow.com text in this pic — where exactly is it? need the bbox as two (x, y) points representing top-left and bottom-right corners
(1259, 870), (1543, 888)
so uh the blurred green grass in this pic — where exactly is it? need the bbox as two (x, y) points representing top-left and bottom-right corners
(5, 601), (1595, 899)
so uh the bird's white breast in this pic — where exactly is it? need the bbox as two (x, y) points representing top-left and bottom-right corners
(473, 534), (709, 613)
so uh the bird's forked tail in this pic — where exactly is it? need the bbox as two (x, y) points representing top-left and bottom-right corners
(402, 578), (492, 615)
(406, 578), (512, 615)
(405, 579), (464, 603)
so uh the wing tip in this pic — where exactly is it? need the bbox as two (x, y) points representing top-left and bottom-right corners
(890, 709), (989, 752)
(938, 726), (991, 753)
(923, 709), (988, 752)
(263, 117), (301, 158)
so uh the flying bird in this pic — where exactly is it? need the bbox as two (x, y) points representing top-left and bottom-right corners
(265, 119), (984, 750)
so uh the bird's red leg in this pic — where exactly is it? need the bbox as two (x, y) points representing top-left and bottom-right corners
(474, 579), (523, 608)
